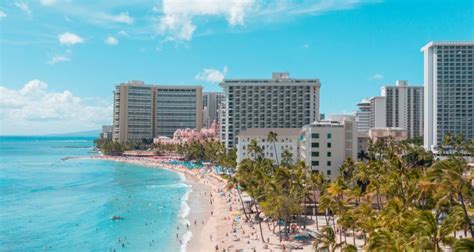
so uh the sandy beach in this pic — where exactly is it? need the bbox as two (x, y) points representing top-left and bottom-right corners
(86, 155), (323, 252)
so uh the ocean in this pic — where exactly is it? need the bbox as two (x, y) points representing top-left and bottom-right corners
(0, 136), (190, 251)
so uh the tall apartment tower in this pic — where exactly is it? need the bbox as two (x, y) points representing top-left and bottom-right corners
(113, 81), (203, 143)
(355, 98), (371, 132)
(220, 72), (321, 149)
(422, 41), (474, 151)
(202, 92), (224, 128)
(369, 96), (387, 128)
(381, 80), (424, 139)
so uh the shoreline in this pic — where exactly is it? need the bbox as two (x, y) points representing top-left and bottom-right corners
(81, 155), (220, 251)
(79, 155), (318, 251)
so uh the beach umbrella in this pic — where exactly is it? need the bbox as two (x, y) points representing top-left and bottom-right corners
(293, 233), (310, 241)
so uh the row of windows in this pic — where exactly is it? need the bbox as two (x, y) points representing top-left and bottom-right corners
(311, 151), (331, 157)
(311, 160), (332, 167)
(311, 142), (332, 148)
(311, 133), (331, 139)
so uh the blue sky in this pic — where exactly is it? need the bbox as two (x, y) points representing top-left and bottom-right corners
(0, 0), (473, 135)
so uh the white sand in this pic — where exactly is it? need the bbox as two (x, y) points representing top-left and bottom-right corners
(87, 155), (355, 252)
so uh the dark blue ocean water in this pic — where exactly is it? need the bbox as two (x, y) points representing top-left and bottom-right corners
(0, 136), (188, 251)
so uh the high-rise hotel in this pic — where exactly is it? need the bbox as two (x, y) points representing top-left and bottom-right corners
(363, 80), (424, 139)
(381, 80), (424, 138)
(202, 92), (224, 128)
(422, 41), (474, 151)
(220, 72), (321, 148)
(113, 81), (203, 143)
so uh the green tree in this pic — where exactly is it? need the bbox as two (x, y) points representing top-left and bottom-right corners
(267, 131), (279, 164)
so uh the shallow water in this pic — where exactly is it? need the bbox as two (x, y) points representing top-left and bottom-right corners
(0, 136), (188, 251)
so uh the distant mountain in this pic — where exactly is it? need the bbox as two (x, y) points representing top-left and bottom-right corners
(46, 129), (101, 137)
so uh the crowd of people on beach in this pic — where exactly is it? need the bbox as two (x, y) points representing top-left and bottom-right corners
(92, 155), (313, 251)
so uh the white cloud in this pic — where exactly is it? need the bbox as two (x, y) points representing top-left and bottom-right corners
(112, 12), (133, 24)
(117, 30), (129, 37)
(0, 10), (6, 20)
(104, 36), (118, 45)
(58, 32), (84, 45)
(195, 66), (228, 83)
(154, 0), (377, 41)
(369, 73), (384, 80)
(0, 80), (112, 135)
(40, 0), (57, 6)
(156, 0), (254, 41)
(290, 0), (371, 15)
(47, 55), (70, 65)
(15, 2), (32, 17)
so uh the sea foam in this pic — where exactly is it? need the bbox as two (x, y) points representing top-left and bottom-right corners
(178, 174), (193, 252)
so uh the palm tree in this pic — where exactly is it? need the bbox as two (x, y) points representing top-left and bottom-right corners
(338, 208), (358, 246)
(326, 177), (347, 242)
(313, 226), (344, 252)
(267, 131), (279, 165)
(281, 149), (293, 166)
(409, 207), (464, 251)
(226, 176), (251, 221)
(454, 238), (474, 251)
(427, 158), (473, 237)
(310, 172), (325, 230)
(247, 139), (263, 161)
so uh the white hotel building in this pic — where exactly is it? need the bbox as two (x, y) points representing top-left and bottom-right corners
(365, 81), (424, 140)
(236, 128), (301, 164)
(220, 72), (321, 149)
(381, 80), (424, 139)
(422, 41), (474, 151)
(300, 117), (357, 180)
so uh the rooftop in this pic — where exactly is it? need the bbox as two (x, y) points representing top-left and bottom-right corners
(220, 72), (320, 87)
(421, 41), (474, 52)
(117, 81), (202, 89)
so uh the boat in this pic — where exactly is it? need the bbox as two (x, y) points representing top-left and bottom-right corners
(111, 216), (124, 221)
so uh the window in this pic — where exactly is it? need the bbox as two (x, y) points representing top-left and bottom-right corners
(327, 161), (331, 166)
(312, 133), (319, 139)
(312, 151), (319, 157)
(312, 142), (319, 148)
(327, 142), (331, 148)
(327, 133), (332, 139)
(312, 161), (319, 166)
(327, 152), (331, 157)
(327, 170), (331, 176)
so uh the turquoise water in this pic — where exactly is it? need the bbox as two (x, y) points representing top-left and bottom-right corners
(0, 136), (189, 251)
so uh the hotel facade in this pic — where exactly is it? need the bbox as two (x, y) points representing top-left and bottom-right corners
(113, 81), (203, 143)
(236, 128), (301, 164)
(203, 92), (224, 128)
(422, 41), (474, 151)
(381, 80), (424, 139)
(300, 117), (357, 180)
(219, 72), (321, 149)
